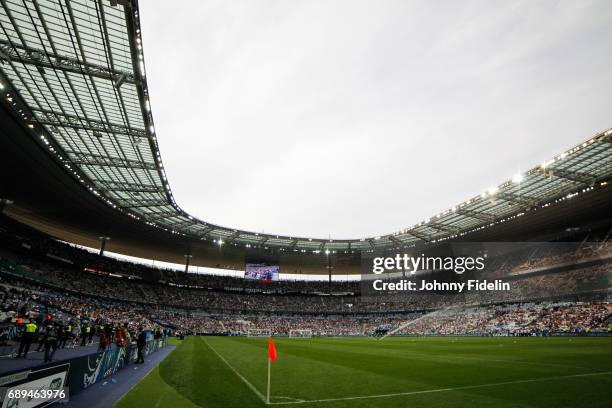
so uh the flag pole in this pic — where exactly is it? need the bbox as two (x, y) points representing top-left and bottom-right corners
(266, 356), (271, 404)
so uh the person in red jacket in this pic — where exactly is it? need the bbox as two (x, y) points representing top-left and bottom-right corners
(98, 325), (111, 352)
(115, 325), (128, 348)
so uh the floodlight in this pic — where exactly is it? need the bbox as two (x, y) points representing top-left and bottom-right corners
(512, 173), (524, 184)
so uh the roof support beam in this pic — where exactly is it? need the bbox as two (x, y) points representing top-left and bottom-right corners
(68, 152), (156, 170)
(32, 108), (147, 139)
(116, 199), (168, 208)
(197, 225), (214, 239)
(406, 229), (431, 242)
(146, 211), (178, 222)
(455, 209), (496, 223)
(367, 239), (376, 250)
(426, 222), (461, 234)
(0, 40), (137, 85)
(543, 168), (596, 186)
(226, 231), (240, 243)
(169, 219), (195, 230)
(110, 0), (132, 7)
(496, 192), (540, 207)
(93, 180), (162, 193)
(388, 235), (403, 245)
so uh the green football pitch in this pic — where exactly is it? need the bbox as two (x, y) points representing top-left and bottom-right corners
(116, 336), (612, 408)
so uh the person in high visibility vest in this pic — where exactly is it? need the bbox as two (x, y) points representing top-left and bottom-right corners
(36, 314), (54, 352)
(59, 322), (72, 349)
(15, 319), (37, 358)
(88, 322), (95, 344)
(81, 323), (91, 346)
(43, 323), (59, 363)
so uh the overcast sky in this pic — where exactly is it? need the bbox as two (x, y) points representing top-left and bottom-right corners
(139, 0), (612, 239)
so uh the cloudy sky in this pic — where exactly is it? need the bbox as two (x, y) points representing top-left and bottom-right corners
(139, 0), (612, 239)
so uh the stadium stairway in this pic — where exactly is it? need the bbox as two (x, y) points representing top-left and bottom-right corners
(380, 307), (452, 339)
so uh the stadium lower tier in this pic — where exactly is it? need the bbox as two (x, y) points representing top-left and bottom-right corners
(1, 227), (611, 343)
(1, 272), (610, 342)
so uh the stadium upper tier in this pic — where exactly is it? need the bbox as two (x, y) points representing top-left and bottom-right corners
(0, 0), (611, 254)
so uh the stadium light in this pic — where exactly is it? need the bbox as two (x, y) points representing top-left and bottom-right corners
(487, 186), (499, 195)
(0, 198), (14, 214)
(512, 173), (524, 184)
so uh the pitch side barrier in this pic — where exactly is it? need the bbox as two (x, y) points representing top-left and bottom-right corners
(0, 338), (167, 406)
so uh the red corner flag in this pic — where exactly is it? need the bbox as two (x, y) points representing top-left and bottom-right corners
(267, 338), (277, 403)
(268, 337), (277, 362)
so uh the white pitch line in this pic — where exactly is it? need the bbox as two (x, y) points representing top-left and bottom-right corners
(201, 337), (267, 403)
(269, 370), (612, 405)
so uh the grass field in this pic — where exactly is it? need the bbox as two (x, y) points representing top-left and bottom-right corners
(115, 336), (612, 408)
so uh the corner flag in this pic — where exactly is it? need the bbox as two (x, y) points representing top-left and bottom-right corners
(268, 337), (277, 362)
(267, 337), (277, 403)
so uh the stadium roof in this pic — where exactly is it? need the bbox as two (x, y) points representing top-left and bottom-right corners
(1, 0), (611, 254)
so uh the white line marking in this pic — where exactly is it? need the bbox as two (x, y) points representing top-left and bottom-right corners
(202, 337), (267, 403)
(269, 371), (612, 405)
(275, 396), (307, 402)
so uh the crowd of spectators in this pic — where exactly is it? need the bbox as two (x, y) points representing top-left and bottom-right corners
(2, 269), (610, 342)
(0, 274), (169, 360)
(0, 221), (610, 346)
(2, 253), (609, 315)
(395, 302), (611, 336)
(2, 222), (610, 298)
